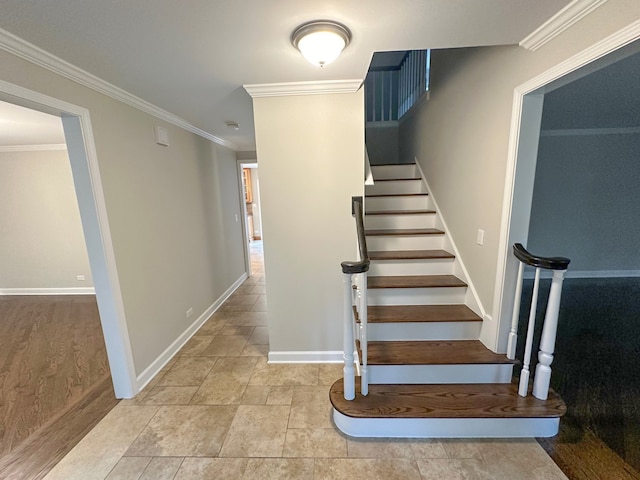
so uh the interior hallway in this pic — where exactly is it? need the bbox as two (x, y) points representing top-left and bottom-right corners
(39, 241), (568, 480)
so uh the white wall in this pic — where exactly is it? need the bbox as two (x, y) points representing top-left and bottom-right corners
(252, 90), (364, 358)
(0, 149), (93, 290)
(0, 49), (246, 378)
(398, 0), (640, 319)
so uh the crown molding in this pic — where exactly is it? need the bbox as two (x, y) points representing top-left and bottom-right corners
(244, 79), (362, 98)
(0, 143), (67, 152)
(520, 0), (608, 51)
(0, 28), (238, 151)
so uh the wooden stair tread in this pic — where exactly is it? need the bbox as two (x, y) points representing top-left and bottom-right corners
(367, 305), (482, 323)
(366, 209), (436, 216)
(365, 193), (428, 197)
(365, 228), (444, 236)
(363, 340), (515, 365)
(330, 380), (566, 419)
(369, 250), (454, 261)
(374, 177), (421, 182)
(368, 274), (466, 289)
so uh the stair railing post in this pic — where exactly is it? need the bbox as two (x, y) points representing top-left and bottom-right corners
(507, 261), (525, 360)
(342, 272), (356, 401)
(360, 272), (368, 396)
(533, 269), (566, 400)
(518, 267), (541, 397)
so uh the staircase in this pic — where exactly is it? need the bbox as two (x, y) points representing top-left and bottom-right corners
(330, 161), (566, 438)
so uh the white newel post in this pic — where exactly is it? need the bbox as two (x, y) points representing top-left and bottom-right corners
(533, 269), (567, 400)
(342, 273), (355, 400)
(360, 272), (368, 397)
(507, 261), (525, 360)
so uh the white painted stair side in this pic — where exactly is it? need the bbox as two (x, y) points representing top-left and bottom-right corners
(364, 213), (436, 230)
(370, 164), (418, 179)
(365, 195), (430, 211)
(367, 235), (445, 251)
(365, 179), (425, 195)
(368, 258), (454, 276)
(367, 363), (514, 384)
(368, 286), (467, 306)
(367, 320), (482, 341)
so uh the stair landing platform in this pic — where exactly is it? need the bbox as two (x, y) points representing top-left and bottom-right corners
(330, 380), (566, 438)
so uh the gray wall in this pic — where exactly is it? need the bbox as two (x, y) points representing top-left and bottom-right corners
(366, 124), (399, 165)
(0, 149), (93, 289)
(0, 48), (246, 378)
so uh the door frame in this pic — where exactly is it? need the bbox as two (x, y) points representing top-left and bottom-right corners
(237, 159), (259, 276)
(488, 20), (640, 352)
(0, 80), (137, 398)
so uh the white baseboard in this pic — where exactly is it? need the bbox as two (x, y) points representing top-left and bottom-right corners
(268, 351), (344, 363)
(523, 269), (640, 279)
(135, 272), (248, 392)
(0, 287), (96, 295)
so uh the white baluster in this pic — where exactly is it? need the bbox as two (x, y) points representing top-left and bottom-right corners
(519, 267), (541, 397)
(360, 273), (368, 397)
(507, 261), (525, 359)
(533, 269), (567, 400)
(342, 273), (355, 400)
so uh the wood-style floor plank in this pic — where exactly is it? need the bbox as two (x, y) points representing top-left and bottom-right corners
(364, 340), (516, 365)
(368, 274), (466, 289)
(366, 305), (482, 323)
(369, 250), (454, 261)
(0, 295), (113, 458)
(330, 380), (566, 419)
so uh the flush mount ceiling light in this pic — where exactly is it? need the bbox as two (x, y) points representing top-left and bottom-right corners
(291, 21), (351, 67)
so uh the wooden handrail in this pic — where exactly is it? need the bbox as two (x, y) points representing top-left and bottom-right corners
(341, 196), (370, 274)
(513, 243), (570, 271)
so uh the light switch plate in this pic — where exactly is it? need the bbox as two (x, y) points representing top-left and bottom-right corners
(154, 125), (170, 146)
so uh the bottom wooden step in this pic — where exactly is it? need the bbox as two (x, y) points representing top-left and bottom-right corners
(330, 379), (566, 438)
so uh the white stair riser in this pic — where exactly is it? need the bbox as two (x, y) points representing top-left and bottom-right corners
(366, 180), (424, 195)
(333, 410), (560, 438)
(371, 164), (418, 179)
(366, 364), (513, 384)
(369, 258), (454, 276)
(367, 235), (444, 251)
(365, 214), (436, 230)
(367, 320), (481, 341)
(365, 195), (429, 211)
(368, 287), (466, 305)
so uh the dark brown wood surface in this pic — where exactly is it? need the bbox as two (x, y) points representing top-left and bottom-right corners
(365, 193), (429, 197)
(367, 305), (481, 323)
(366, 209), (436, 215)
(369, 249), (454, 260)
(368, 274), (466, 289)
(330, 380), (566, 419)
(373, 177), (422, 182)
(365, 228), (444, 236)
(363, 340), (516, 365)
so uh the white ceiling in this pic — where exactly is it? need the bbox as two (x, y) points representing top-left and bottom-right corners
(0, 101), (65, 147)
(0, 0), (572, 150)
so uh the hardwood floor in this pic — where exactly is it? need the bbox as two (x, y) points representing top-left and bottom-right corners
(0, 295), (117, 479)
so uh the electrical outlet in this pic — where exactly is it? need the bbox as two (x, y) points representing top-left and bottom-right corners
(186, 307), (193, 318)
(476, 229), (485, 246)
(76, 275), (85, 281)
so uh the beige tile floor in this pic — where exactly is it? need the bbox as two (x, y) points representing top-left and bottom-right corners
(43, 241), (568, 480)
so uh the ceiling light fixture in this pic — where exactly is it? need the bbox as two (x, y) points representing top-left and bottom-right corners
(291, 21), (351, 67)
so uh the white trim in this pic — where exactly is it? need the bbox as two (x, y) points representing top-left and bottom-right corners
(493, 19), (640, 353)
(0, 287), (95, 295)
(333, 409), (560, 438)
(520, 0), (608, 51)
(243, 80), (362, 98)
(523, 269), (640, 279)
(0, 27), (237, 151)
(0, 143), (66, 152)
(135, 272), (248, 393)
(267, 351), (344, 363)
(414, 159), (485, 318)
(540, 126), (640, 136)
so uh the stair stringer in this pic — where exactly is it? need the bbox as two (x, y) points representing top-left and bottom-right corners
(413, 158), (486, 321)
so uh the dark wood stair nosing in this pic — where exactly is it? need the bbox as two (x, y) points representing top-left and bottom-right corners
(365, 228), (444, 236)
(363, 305), (482, 324)
(365, 193), (428, 198)
(369, 249), (454, 261)
(374, 177), (422, 182)
(365, 210), (436, 216)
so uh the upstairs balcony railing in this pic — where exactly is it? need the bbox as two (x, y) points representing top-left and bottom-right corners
(340, 196), (370, 400)
(507, 243), (570, 400)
